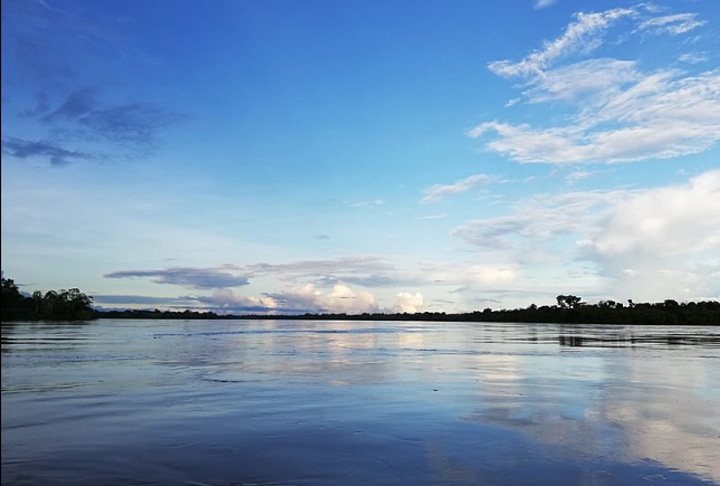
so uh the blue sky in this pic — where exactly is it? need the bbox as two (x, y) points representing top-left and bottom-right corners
(2, 0), (719, 314)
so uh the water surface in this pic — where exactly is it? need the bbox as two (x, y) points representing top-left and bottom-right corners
(2, 319), (719, 485)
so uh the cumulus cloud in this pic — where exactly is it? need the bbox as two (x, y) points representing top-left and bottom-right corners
(588, 171), (720, 258)
(265, 283), (379, 314)
(582, 170), (720, 300)
(393, 292), (424, 313)
(473, 7), (720, 165)
(223, 284), (379, 315)
(421, 174), (500, 203)
(191, 288), (281, 313)
(451, 170), (720, 301)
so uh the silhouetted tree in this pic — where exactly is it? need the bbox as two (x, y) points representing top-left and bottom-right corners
(557, 295), (583, 309)
(1, 276), (95, 322)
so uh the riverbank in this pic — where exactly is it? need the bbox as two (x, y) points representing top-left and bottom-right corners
(96, 299), (719, 325)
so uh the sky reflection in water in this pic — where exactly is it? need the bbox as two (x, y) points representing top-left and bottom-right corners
(2, 320), (719, 485)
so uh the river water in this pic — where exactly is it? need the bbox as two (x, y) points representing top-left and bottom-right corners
(2, 319), (719, 485)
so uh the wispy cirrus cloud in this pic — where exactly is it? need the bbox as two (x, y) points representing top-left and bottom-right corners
(1, 137), (99, 166)
(488, 7), (635, 78)
(637, 13), (705, 36)
(533, 0), (558, 11)
(41, 88), (187, 147)
(351, 199), (386, 208)
(452, 189), (624, 250)
(3, 88), (188, 166)
(421, 174), (501, 203)
(420, 261), (517, 288)
(247, 256), (400, 284)
(471, 67), (720, 164)
(104, 256), (408, 291)
(564, 169), (604, 185)
(473, 6), (719, 165)
(92, 294), (196, 306)
(678, 52), (708, 65)
(2, 1), (188, 167)
(104, 266), (251, 290)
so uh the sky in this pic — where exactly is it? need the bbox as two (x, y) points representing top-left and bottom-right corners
(2, 0), (719, 315)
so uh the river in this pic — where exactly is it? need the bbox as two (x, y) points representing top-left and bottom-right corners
(2, 319), (719, 485)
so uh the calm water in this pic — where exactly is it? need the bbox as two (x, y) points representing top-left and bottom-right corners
(2, 319), (719, 486)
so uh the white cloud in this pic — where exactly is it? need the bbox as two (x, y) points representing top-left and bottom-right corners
(199, 283), (380, 314)
(534, 0), (558, 11)
(352, 199), (386, 208)
(638, 13), (705, 35)
(451, 170), (720, 302)
(394, 292), (424, 313)
(452, 190), (619, 249)
(420, 213), (448, 220)
(421, 174), (499, 203)
(565, 169), (603, 185)
(475, 7), (720, 165)
(588, 171), (720, 259)
(420, 261), (518, 287)
(678, 52), (708, 64)
(201, 288), (279, 310)
(269, 283), (379, 314)
(488, 8), (635, 78)
(470, 68), (720, 164)
(522, 58), (641, 104)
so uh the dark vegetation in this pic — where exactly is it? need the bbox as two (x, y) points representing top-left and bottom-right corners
(98, 294), (719, 325)
(1, 277), (94, 321)
(2, 276), (718, 325)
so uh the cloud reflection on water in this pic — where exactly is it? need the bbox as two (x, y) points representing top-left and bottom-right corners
(2, 320), (718, 485)
(173, 320), (719, 482)
(459, 332), (719, 483)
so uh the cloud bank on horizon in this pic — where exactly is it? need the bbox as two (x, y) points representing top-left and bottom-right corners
(2, 0), (718, 314)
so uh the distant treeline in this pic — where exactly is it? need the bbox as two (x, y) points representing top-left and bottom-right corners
(1, 277), (94, 321)
(98, 295), (720, 325)
(2, 276), (718, 325)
